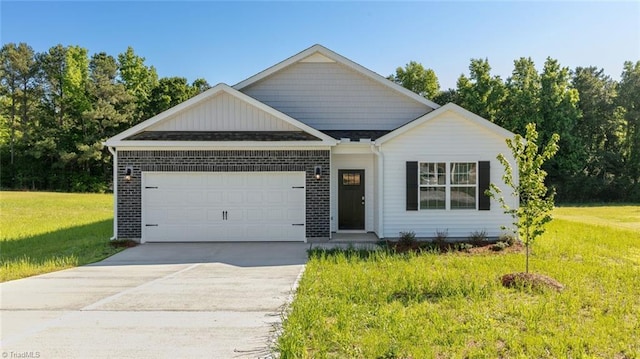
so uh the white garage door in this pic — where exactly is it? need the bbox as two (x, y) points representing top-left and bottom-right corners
(141, 172), (306, 242)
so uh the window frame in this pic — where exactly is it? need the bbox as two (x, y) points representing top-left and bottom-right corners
(418, 161), (478, 210)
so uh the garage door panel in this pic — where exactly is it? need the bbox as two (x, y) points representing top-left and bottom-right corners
(142, 172), (306, 242)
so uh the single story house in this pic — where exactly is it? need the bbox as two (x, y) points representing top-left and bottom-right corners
(105, 44), (518, 243)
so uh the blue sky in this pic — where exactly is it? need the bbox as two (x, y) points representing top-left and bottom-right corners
(2, 1), (639, 90)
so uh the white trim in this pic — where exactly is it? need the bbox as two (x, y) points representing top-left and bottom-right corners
(115, 145), (332, 151)
(371, 144), (384, 238)
(104, 83), (336, 147)
(375, 103), (515, 145)
(105, 140), (334, 148)
(108, 146), (117, 240)
(233, 44), (440, 110)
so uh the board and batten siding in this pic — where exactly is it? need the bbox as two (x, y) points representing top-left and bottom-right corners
(241, 62), (431, 130)
(381, 111), (518, 239)
(331, 154), (375, 232)
(146, 92), (298, 132)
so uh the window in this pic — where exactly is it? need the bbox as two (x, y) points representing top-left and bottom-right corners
(419, 162), (446, 209)
(342, 172), (361, 186)
(419, 162), (477, 210)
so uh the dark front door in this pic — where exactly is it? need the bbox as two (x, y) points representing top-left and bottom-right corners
(338, 169), (365, 230)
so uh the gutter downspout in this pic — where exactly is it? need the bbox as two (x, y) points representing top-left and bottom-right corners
(370, 144), (384, 239)
(107, 146), (117, 241)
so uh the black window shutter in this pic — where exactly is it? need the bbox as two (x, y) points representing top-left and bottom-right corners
(478, 161), (491, 210)
(406, 161), (418, 211)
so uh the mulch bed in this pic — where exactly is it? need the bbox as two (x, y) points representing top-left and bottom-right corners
(388, 240), (524, 255)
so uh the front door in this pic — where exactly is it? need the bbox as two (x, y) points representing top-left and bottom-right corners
(338, 169), (365, 230)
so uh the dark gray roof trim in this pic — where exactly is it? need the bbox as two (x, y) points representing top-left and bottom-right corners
(124, 131), (321, 141)
(320, 130), (392, 141)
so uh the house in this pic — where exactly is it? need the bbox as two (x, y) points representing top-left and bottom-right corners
(104, 44), (518, 243)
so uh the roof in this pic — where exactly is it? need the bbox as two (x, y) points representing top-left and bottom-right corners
(124, 131), (320, 141)
(321, 130), (391, 141)
(375, 103), (515, 144)
(104, 83), (336, 147)
(233, 44), (441, 111)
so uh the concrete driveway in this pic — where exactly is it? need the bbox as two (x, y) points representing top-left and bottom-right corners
(0, 242), (308, 359)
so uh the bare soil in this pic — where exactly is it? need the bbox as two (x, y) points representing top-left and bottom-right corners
(501, 272), (565, 292)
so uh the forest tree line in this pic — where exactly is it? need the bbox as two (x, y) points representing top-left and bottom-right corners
(1, 42), (639, 202)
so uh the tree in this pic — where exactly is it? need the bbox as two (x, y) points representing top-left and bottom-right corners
(572, 66), (625, 200)
(488, 123), (559, 273)
(618, 61), (640, 199)
(456, 58), (506, 125)
(388, 61), (440, 99)
(147, 77), (196, 115)
(539, 57), (582, 199)
(503, 57), (541, 135)
(117, 46), (158, 123)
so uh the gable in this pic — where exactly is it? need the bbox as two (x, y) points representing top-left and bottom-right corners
(104, 83), (336, 147)
(146, 92), (298, 132)
(376, 103), (514, 146)
(241, 60), (431, 130)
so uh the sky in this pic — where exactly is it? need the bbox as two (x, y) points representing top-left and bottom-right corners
(1, 1), (639, 90)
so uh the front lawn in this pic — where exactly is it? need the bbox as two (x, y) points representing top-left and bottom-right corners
(278, 206), (640, 358)
(0, 191), (121, 282)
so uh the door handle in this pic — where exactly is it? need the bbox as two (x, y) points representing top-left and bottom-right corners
(361, 196), (365, 206)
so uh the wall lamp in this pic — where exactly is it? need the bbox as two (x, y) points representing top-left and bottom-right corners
(124, 167), (133, 182)
(314, 166), (322, 180)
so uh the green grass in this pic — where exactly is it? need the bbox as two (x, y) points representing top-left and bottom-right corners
(278, 206), (640, 358)
(1, 191), (121, 282)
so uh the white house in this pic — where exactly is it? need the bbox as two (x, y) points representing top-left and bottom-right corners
(104, 44), (517, 243)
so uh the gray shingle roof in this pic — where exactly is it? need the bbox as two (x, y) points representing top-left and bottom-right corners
(124, 131), (321, 141)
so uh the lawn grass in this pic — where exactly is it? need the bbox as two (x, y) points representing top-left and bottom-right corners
(0, 191), (121, 282)
(278, 206), (640, 358)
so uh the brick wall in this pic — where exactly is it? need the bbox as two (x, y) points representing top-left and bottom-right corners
(116, 149), (330, 240)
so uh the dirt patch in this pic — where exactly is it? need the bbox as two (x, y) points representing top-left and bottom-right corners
(501, 272), (565, 292)
(110, 239), (138, 248)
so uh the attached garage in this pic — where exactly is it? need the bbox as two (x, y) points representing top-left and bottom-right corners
(141, 172), (306, 242)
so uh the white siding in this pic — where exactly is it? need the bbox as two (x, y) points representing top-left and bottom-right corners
(331, 154), (375, 232)
(147, 92), (298, 132)
(241, 62), (431, 130)
(381, 111), (518, 239)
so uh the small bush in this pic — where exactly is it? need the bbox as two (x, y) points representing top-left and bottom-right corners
(499, 234), (518, 246)
(468, 229), (488, 245)
(455, 242), (474, 252)
(433, 229), (448, 244)
(491, 241), (509, 251)
(398, 231), (416, 246)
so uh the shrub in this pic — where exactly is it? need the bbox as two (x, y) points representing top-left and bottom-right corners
(498, 234), (518, 246)
(468, 229), (488, 246)
(398, 231), (416, 246)
(491, 241), (509, 251)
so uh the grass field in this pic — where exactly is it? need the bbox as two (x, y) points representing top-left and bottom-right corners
(0, 191), (120, 282)
(278, 206), (640, 358)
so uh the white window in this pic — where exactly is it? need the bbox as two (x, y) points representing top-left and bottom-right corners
(419, 162), (477, 210)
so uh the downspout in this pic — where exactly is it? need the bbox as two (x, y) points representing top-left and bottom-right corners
(107, 146), (117, 241)
(370, 144), (384, 239)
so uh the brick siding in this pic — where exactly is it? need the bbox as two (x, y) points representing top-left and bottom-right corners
(116, 149), (330, 241)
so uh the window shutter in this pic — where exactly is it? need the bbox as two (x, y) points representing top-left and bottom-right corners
(478, 161), (490, 210)
(406, 161), (418, 211)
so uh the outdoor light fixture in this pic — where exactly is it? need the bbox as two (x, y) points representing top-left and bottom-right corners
(314, 166), (322, 180)
(124, 167), (133, 182)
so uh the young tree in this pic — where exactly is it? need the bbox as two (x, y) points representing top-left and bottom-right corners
(488, 123), (560, 273)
